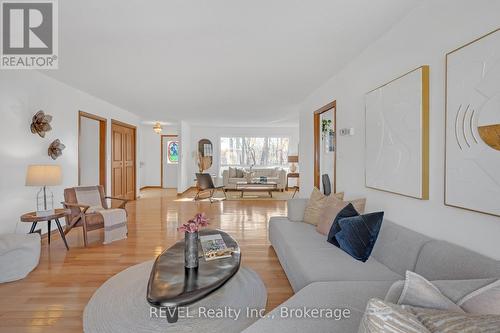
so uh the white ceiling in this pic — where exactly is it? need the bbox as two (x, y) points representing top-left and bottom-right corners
(44, 0), (419, 126)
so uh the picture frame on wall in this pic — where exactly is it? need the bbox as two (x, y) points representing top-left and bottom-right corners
(445, 28), (500, 217)
(365, 66), (430, 200)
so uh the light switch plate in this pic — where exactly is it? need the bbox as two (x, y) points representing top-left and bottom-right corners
(339, 128), (355, 136)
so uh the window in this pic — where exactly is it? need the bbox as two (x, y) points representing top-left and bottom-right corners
(167, 140), (179, 164)
(220, 137), (289, 167)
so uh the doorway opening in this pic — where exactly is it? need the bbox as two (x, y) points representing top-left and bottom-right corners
(111, 120), (136, 201)
(314, 101), (337, 193)
(161, 135), (179, 188)
(78, 111), (106, 190)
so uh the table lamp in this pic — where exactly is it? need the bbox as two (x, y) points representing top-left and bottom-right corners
(287, 155), (298, 173)
(25, 165), (62, 217)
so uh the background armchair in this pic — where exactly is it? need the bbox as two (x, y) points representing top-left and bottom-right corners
(195, 173), (225, 203)
(62, 185), (128, 247)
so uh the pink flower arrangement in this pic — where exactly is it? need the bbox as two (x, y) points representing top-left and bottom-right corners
(177, 213), (210, 233)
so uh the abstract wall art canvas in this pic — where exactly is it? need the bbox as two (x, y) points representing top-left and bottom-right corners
(445, 29), (500, 217)
(365, 66), (429, 199)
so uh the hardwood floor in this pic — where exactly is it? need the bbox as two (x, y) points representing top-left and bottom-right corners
(0, 188), (293, 332)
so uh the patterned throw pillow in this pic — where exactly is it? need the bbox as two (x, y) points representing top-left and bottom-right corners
(358, 298), (500, 333)
(316, 197), (366, 236)
(407, 306), (500, 332)
(303, 188), (343, 225)
(358, 298), (430, 333)
(235, 168), (244, 178)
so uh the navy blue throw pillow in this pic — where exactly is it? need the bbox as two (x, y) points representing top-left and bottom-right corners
(327, 203), (359, 247)
(334, 212), (384, 262)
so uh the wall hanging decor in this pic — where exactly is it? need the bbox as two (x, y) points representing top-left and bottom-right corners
(30, 110), (53, 138)
(48, 139), (66, 160)
(445, 28), (500, 217)
(365, 66), (429, 199)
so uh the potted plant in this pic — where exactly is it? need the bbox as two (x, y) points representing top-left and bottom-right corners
(177, 213), (209, 268)
(321, 119), (332, 139)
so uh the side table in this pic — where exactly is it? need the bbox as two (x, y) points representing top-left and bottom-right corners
(20, 209), (70, 250)
(286, 173), (300, 198)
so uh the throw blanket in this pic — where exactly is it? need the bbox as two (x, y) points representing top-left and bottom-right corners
(74, 187), (128, 244)
(88, 207), (127, 244)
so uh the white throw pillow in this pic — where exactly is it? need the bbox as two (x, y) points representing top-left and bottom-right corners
(398, 271), (463, 312)
(458, 279), (500, 315)
(397, 271), (500, 315)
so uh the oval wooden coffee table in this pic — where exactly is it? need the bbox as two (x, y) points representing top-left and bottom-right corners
(147, 229), (241, 323)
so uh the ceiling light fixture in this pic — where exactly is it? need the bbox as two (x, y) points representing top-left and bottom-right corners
(153, 122), (162, 134)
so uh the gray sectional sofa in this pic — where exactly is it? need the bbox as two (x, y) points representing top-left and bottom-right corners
(243, 198), (500, 332)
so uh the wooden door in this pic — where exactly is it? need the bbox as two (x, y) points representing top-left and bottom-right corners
(111, 120), (136, 201)
(314, 101), (337, 192)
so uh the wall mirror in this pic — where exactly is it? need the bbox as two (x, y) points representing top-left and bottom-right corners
(197, 139), (213, 172)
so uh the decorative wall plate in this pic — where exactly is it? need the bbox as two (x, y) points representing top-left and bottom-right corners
(30, 111), (52, 138)
(48, 139), (66, 160)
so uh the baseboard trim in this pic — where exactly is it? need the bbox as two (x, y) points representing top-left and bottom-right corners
(140, 186), (162, 190)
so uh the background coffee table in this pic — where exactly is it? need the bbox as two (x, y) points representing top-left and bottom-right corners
(147, 229), (241, 323)
(231, 181), (278, 198)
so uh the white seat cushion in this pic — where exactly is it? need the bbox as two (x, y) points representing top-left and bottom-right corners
(243, 280), (395, 333)
(269, 217), (402, 292)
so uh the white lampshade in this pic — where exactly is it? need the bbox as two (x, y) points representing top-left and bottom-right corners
(25, 165), (62, 186)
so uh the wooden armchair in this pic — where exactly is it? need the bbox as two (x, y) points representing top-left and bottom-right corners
(62, 185), (129, 247)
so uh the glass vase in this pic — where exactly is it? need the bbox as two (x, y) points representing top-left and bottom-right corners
(184, 231), (199, 269)
(36, 186), (54, 217)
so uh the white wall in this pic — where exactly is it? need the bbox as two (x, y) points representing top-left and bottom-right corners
(298, 0), (500, 259)
(0, 71), (141, 235)
(138, 124), (177, 188)
(187, 125), (300, 185)
(177, 121), (192, 193)
(79, 117), (100, 185)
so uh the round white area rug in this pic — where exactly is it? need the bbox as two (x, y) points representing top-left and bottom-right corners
(83, 261), (267, 333)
